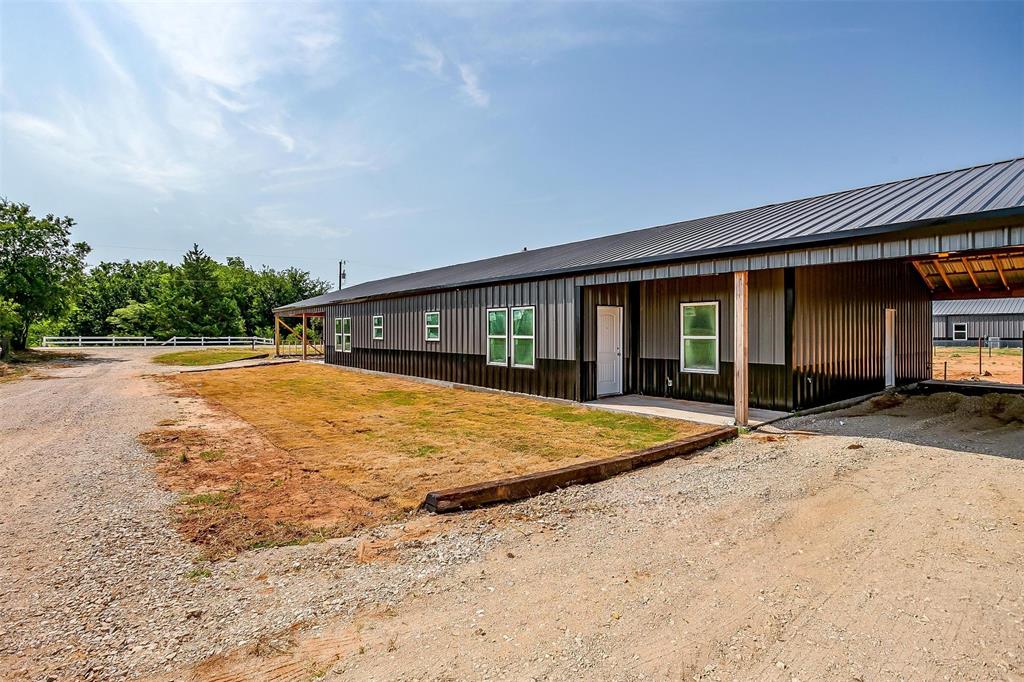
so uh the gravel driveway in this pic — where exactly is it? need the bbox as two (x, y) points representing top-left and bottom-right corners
(0, 349), (502, 681)
(2, 349), (1022, 681)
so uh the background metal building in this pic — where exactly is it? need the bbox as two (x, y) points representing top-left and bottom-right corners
(277, 157), (1024, 420)
(932, 298), (1024, 346)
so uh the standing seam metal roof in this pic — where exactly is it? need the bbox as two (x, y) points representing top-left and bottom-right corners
(932, 298), (1024, 316)
(279, 157), (1024, 310)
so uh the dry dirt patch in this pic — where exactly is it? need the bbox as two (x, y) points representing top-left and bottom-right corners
(142, 362), (708, 557)
(933, 345), (1023, 383)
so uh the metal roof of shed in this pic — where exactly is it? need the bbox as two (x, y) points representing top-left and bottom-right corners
(279, 157), (1024, 311)
(933, 297), (1024, 316)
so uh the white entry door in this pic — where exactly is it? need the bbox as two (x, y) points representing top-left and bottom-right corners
(596, 306), (623, 396)
(884, 308), (896, 388)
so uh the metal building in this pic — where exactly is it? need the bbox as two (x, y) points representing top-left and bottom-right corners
(277, 157), (1024, 424)
(932, 298), (1024, 346)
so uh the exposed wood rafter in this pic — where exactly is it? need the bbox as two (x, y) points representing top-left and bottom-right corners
(961, 257), (981, 291)
(910, 260), (934, 292)
(992, 255), (1011, 290)
(933, 259), (955, 292)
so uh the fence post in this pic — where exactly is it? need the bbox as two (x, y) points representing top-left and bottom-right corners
(78, 336), (82, 347)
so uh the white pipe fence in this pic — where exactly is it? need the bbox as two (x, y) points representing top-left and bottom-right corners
(42, 336), (275, 348)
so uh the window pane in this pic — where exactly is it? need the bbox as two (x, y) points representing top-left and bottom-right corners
(426, 326), (439, 340)
(682, 304), (716, 337)
(683, 339), (716, 370)
(487, 310), (506, 336)
(487, 338), (507, 364)
(512, 307), (534, 336)
(342, 318), (351, 333)
(513, 338), (534, 367)
(425, 312), (439, 326)
(335, 319), (342, 334)
(373, 328), (383, 339)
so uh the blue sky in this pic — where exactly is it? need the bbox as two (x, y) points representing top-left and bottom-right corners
(2, 1), (1021, 287)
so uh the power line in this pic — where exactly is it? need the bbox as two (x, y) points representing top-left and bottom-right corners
(89, 242), (413, 276)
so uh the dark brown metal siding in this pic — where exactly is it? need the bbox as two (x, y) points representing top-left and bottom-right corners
(578, 271), (790, 409)
(792, 260), (931, 408)
(322, 277), (578, 399)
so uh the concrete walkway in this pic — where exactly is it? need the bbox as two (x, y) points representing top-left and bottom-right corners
(586, 393), (788, 426)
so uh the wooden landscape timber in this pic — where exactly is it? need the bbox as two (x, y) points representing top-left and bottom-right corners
(422, 425), (737, 513)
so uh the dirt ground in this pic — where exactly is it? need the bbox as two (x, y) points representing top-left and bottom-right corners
(933, 345), (1023, 383)
(143, 363), (706, 557)
(2, 348), (1022, 681)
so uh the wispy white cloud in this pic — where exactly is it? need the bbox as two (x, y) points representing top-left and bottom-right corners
(364, 206), (431, 221)
(408, 39), (445, 77)
(3, 112), (68, 142)
(66, 1), (136, 88)
(247, 204), (351, 239)
(457, 63), (489, 108)
(2, 2), (354, 197)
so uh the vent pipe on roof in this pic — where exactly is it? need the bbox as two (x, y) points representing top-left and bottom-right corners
(339, 260), (347, 289)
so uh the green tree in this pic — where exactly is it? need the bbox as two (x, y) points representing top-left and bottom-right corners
(68, 259), (172, 335)
(161, 244), (244, 336)
(106, 300), (163, 336)
(0, 297), (21, 359)
(0, 200), (90, 349)
(219, 257), (329, 337)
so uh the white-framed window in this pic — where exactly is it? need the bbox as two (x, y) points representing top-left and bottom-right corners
(511, 306), (535, 369)
(372, 315), (384, 341)
(425, 311), (440, 342)
(486, 308), (508, 366)
(337, 317), (351, 352)
(953, 323), (968, 341)
(680, 301), (719, 374)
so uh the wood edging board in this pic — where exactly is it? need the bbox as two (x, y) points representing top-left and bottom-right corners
(423, 425), (737, 513)
(178, 358), (299, 374)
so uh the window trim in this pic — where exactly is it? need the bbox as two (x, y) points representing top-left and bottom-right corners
(679, 301), (719, 375)
(510, 305), (536, 369)
(371, 315), (384, 341)
(952, 322), (968, 341)
(340, 317), (352, 353)
(425, 311), (440, 342)
(486, 307), (509, 366)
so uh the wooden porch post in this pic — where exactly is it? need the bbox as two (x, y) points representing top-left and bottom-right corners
(274, 315), (281, 357)
(301, 313), (307, 361)
(734, 271), (749, 427)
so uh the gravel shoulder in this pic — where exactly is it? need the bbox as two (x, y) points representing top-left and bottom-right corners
(2, 349), (1022, 681)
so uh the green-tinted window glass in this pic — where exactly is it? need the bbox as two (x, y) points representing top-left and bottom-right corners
(513, 338), (534, 367)
(487, 309), (507, 336)
(425, 312), (440, 341)
(682, 304), (716, 337)
(342, 317), (351, 334)
(683, 339), (716, 371)
(487, 337), (507, 364)
(372, 316), (383, 340)
(512, 307), (534, 336)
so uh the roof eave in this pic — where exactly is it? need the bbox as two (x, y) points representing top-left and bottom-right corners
(275, 205), (1024, 312)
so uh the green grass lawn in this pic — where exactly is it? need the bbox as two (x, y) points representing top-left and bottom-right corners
(152, 349), (268, 366)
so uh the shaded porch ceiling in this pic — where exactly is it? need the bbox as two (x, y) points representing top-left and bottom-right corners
(911, 248), (1024, 299)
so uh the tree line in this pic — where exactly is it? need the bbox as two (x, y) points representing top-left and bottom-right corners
(0, 199), (330, 356)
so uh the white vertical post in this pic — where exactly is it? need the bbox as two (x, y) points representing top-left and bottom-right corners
(734, 271), (749, 427)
